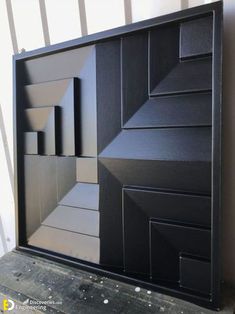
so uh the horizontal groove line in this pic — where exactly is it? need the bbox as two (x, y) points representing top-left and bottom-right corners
(122, 125), (212, 130)
(180, 53), (212, 62)
(150, 89), (212, 98)
(150, 218), (211, 231)
(41, 223), (100, 239)
(123, 185), (211, 197)
(58, 203), (99, 212)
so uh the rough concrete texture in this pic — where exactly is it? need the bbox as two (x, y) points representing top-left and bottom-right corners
(0, 251), (234, 313)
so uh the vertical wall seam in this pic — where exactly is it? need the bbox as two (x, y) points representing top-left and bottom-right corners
(39, 0), (51, 46)
(181, 0), (189, 10)
(78, 0), (88, 36)
(0, 105), (14, 196)
(124, 0), (132, 25)
(5, 0), (18, 53)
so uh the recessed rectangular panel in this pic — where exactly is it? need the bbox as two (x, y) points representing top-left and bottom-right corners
(121, 33), (148, 124)
(124, 188), (211, 227)
(150, 221), (211, 282)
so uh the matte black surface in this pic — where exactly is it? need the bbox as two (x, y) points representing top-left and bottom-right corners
(179, 254), (211, 295)
(150, 221), (211, 282)
(180, 15), (213, 58)
(13, 2), (222, 310)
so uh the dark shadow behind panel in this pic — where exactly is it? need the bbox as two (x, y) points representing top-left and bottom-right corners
(14, 3), (222, 310)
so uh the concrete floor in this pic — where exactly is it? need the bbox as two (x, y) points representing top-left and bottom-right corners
(0, 251), (234, 313)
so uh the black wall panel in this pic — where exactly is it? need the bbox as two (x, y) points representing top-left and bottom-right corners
(14, 2), (222, 309)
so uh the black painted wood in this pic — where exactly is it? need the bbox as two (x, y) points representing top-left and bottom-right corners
(13, 2), (222, 310)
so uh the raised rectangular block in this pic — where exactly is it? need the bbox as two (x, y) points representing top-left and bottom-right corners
(59, 183), (99, 210)
(25, 78), (79, 156)
(150, 221), (211, 282)
(28, 225), (100, 263)
(42, 205), (99, 237)
(180, 15), (213, 58)
(25, 106), (60, 155)
(76, 158), (98, 183)
(24, 132), (42, 155)
(179, 254), (211, 294)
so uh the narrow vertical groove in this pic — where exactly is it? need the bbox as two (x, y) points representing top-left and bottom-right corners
(78, 0), (88, 36)
(5, 0), (18, 53)
(39, 0), (51, 46)
(124, 0), (132, 25)
(181, 0), (189, 10)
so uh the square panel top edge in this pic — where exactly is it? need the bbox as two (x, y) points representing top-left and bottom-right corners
(13, 1), (222, 62)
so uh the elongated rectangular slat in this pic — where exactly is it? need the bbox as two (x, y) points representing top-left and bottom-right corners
(59, 183), (99, 210)
(28, 225), (100, 263)
(24, 132), (42, 155)
(151, 57), (212, 96)
(42, 205), (99, 237)
(124, 93), (212, 128)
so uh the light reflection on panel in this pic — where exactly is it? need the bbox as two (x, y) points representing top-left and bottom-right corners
(85, 0), (125, 34)
(11, 0), (44, 51)
(45, 0), (82, 44)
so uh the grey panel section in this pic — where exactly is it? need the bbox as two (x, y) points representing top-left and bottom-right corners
(99, 128), (211, 162)
(24, 46), (94, 84)
(24, 155), (41, 238)
(25, 79), (78, 156)
(79, 47), (97, 157)
(24, 46), (97, 157)
(24, 79), (72, 108)
(96, 40), (121, 154)
(150, 221), (211, 282)
(100, 158), (211, 195)
(123, 187), (211, 275)
(25, 107), (55, 130)
(179, 254), (211, 294)
(39, 156), (58, 221)
(25, 156), (77, 238)
(59, 183), (99, 210)
(76, 158), (98, 183)
(42, 205), (99, 237)
(25, 106), (59, 155)
(124, 93), (212, 128)
(24, 132), (42, 155)
(180, 16), (213, 58)
(57, 157), (76, 200)
(149, 25), (179, 93)
(28, 225), (100, 263)
(124, 188), (211, 227)
(121, 33), (148, 124)
(151, 57), (212, 96)
(58, 79), (78, 156)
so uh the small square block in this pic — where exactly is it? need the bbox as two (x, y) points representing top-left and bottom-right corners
(76, 158), (98, 183)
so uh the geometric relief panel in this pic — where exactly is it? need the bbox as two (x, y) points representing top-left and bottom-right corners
(15, 3), (222, 309)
